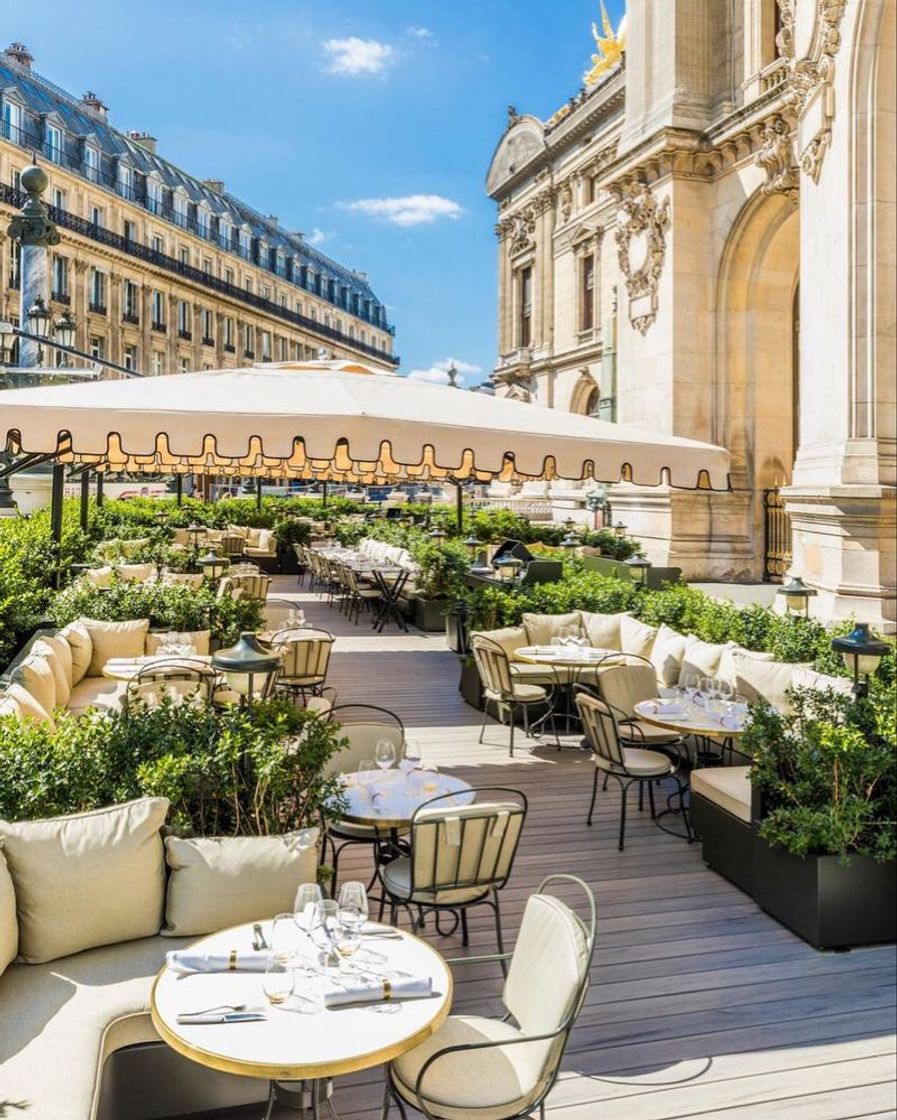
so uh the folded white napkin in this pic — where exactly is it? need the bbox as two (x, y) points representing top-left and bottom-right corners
(323, 975), (432, 1008)
(648, 701), (685, 716)
(166, 950), (270, 976)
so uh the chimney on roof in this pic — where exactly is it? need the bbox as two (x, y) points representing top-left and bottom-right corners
(81, 91), (108, 120)
(202, 178), (225, 194)
(127, 130), (157, 154)
(4, 42), (33, 69)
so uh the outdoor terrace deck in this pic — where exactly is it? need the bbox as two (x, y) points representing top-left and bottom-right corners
(238, 578), (897, 1119)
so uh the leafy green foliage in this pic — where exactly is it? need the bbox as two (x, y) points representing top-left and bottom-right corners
(0, 697), (347, 837)
(411, 540), (471, 600)
(744, 684), (897, 862)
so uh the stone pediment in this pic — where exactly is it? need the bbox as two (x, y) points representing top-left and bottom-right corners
(555, 220), (601, 253)
(486, 116), (547, 197)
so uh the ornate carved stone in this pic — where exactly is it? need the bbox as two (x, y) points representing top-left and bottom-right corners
(776, 0), (847, 183)
(755, 116), (799, 200)
(614, 184), (670, 336)
(558, 182), (574, 224)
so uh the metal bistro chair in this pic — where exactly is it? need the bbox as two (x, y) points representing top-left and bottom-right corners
(219, 531), (247, 559)
(340, 562), (383, 624)
(124, 658), (216, 715)
(594, 656), (688, 762)
(381, 874), (595, 1120)
(380, 787), (527, 963)
(293, 542), (310, 588)
(320, 703), (406, 894)
(575, 688), (692, 851)
(262, 597), (306, 637)
(274, 627), (334, 702)
(471, 636), (553, 756)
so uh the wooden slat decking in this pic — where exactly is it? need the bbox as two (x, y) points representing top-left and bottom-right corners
(265, 579), (897, 1118)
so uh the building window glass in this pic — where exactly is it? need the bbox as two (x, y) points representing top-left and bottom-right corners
(177, 301), (191, 337)
(123, 220), (137, 243)
(117, 162), (133, 199)
(91, 206), (104, 229)
(152, 234), (164, 254)
(89, 269), (106, 313)
(152, 351), (164, 376)
(260, 330), (272, 361)
(173, 192), (188, 229)
(219, 219), (232, 250)
(123, 345), (137, 371)
(90, 335), (105, 360)
(123, 280), (139, 321)
(202, 308), (214, 343)
(52, 188), (66, 211)
(197, 207), (211, 239)
(518, 266), (533, 348)
(178, 357), (190, 374)
(224, 268), (234, 286)
(52, 255), (68, 300)
(202, 257), (212, 276)
(83, 145), (99, 183)
(179, 247), (190, 266)
(223, 316), (234, 349)
(45, 123), (63, 163)
(1, 99), (22, 141)
(147, 178), (163, 214)
(244, 324), (255, 356)
(238, 229), (251, 259)
(579, 254), (595, 332)
(152, 290), (165, 328)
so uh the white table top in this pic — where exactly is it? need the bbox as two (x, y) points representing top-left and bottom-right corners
(102, 654), (215, 681)
(634, 698), (747, 737)
(340, 769), (474, 830)
(515, 644), (624, 667)
(151, 919), (452, 1081)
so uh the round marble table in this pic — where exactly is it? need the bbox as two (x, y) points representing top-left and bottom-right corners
(514, 644), (624, 669)
(340, 769), (474, 832)
(151, 918), (453, 1115)
(633, 698), (747, 739)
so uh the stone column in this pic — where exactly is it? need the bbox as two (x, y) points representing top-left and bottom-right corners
(7, 166), (60, 368)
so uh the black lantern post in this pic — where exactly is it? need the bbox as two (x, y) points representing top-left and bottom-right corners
(830, 623), (889, 697)
(624, 553), (652, 586)
(429, 527), (447, 545)
(613, 520), (626, 539)
(198, 549), (229, 582)
(776, 575), (817, 619)
(211, 632), (282, 713)
(463, 534), (481, 563)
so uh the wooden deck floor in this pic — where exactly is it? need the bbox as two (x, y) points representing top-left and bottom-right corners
(269, 578), (897, 1119)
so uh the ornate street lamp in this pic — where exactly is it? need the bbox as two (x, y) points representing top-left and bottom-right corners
(26, 296), (52, 341)
(830, 623), (889, 697)
(186, 523), (205, 549)
(211, 632), (282, 712)
(429, 527), (447, 545)
(53, 309), (77, 349)
(561, 532), (580, 551)
(562, 517), (576, 534)
(776, 575), (817, 618)
(198, 549), (229, 582)
(624, 553), (652, 586)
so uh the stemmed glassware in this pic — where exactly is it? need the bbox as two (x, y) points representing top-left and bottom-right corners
(400, 739), (421, 773)
(374, 739), (396, 771)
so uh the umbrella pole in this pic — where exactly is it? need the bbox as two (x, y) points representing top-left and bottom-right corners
(256, 478), (263, 512)
(321, 481), (328, 510)
(50, 463), (64, 545)
(80, 470), (90, 532)
(96, 471), (104, 509)
(455, 481), (463, 533)
(176, 475), (183, 506)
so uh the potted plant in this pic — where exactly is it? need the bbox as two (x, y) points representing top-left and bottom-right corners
(743, 685), (897, 949)
(409, 540), (470, 632)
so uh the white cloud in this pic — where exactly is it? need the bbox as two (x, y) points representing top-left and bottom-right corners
(407, 357), (483, 385)
(407, 25), (436, 43)
(307, 227), (330, 246)
(323, 37), (395, 76)
(341, 194), (464, 227)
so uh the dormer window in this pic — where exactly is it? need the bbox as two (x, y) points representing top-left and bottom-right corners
(238, 228), (251, 260)
(197, 205), (212, 240)
(83, 145), (99, 183)
(173, 191), (189, 229)
(219, 217), (232, 250)
(117, 162), (134, 199)
(45, 123), (63, 164)
(1, 98), (22, 141)
(147, 177), (163, 215)
(275, 251), (286, 278)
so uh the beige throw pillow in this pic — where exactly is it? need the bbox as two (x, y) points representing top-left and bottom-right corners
(730, 652), (811, 713)
(11, 655), (56, 714)
(117, 563), (155, 583)
(472, 627), (527, 662)
(718, 646), (774, 693)
(145, 630), (211, 657)
(82, 618), (150, 677)
(649, 625), (688, 686)
(522, 612), (582, 647)
(1, 683), (53, 726)
(162, 829), (319, 937)
(0, 848), (17, 976)
(31, 636), (73, 706)
(620, 615), (659, 658)
(579, 611), (627, 651)
(60, 620), (92, 685)
(0, 797), (168, 964)
(791, 666), (854, 699)
(678, 636), (738, 686)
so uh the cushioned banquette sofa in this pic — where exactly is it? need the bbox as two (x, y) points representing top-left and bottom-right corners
(0, 618), (214, 724)
(470, 608), (852, 846)
(0, 796), (318, 1119)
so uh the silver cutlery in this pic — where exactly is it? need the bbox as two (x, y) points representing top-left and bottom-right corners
(177, 1010), (265, 1025)
(252, 923), (269, 951)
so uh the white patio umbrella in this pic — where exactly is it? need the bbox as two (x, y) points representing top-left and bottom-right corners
(0, 361), (730, 490)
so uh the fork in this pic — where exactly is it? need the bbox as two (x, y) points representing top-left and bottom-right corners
(182, 1003), (248, 1016)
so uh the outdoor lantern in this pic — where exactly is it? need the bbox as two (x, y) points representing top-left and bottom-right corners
(613, 520), (626, 539)
(777, 575), (817, 618)
(563, 517), (576, 534)
(624, 553), (652, 586)
(464, 534), (481, 562)
(429, 527), (447, 545)
(154, 508), (170, 526)
(26, 296), (52, 340)
(830, 623), (890, 696)
(497, 556), (524, 582)
(211, 632), (282, 711)
(186, 523), (205, 547)
(561, 532), (579, 551)
(53, 310), (77, 350)
(198, 549), (229, 581)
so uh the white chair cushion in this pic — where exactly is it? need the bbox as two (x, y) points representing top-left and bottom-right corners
(0, 848), (17, 976)
(116, 563), (155, 583)
(162, 829), (319, 936)
(691, 766), (752, 823)
(678, 636), (737, 686)
(621, 747), (674, 775)
(67, 677), (126, 715)
(0, 934), (193, 1120)
(391, 1014), (542, 1120)
(621, 719), (685, 746)
(649, 624), (688, 686)
(730, 652), (810, 713)
(10, 654), (56, 714)
(381, 856), (491, 906)
(580, 610), (628, 651)
(485, 682), (546, 703)
(522, 611), (582, 647)
(471, 627), (527, 662)
(0, 797), (168, 963)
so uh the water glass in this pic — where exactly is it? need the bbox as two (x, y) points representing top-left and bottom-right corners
(262, 955), (295, 1007)
(374, 739), (396, 771)
(314, 899), (341, 970)
(338, 881), (369, 932)
(294, 972), (324, 1014)
(293, 882), (323, 934)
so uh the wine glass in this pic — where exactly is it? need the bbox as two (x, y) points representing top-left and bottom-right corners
(338, 881), (369, 933)
(314, 899), (341, 971)
(272, 912), (300, 962)
(682, 672), (699, 706)
(698, 675), (714, 708)
(262, 955), (295, 1007)
(374, 739), (396, 771)
(293, 882), (323, 935)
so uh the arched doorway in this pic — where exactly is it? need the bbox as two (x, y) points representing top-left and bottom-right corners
(717, 190), (800, 579)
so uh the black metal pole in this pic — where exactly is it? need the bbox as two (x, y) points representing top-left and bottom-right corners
(50, 463), (64, 544)
(321, 481), (328, 509)
(80, 469), (90, 531)
(176, 474), (183, 506)
(96, 471), (104, 508)
(455, 482), (463, 533)
(256, 478), (263, 512)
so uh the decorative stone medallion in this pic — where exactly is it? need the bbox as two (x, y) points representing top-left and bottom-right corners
(614, 184), (671, 335)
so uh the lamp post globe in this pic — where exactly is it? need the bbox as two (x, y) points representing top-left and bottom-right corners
(776, 575), (817, 618)
(53, 309), (77, 349)
(830, 623), (890, 696)
(26, 295), (52, 340)
(624, 553), (652, 586)
(613, 520), (626, 539)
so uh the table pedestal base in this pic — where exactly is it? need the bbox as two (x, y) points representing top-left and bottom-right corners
(265, 1077), (338, 1120)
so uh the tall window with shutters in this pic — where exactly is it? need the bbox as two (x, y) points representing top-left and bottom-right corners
(579, 253), (595, 333)
(517, 267), (533, 349)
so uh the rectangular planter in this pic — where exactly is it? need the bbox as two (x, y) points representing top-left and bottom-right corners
(752, 840), (897, 949)
(459, 661), (484, 710)
(414, 598), (449, 632)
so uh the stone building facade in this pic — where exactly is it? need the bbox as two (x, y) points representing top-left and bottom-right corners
(0, 43), (397, 377)
(486, 0), (895, 630)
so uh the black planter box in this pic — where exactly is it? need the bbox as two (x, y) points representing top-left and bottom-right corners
(752, 840), (897, 949)
(445, 606), (469, 655)
(414, 598), (449, 632)
(459, 661), (484, 710)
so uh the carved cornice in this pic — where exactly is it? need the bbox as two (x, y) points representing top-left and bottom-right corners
(776, 0), (847, 183)
(614, 183), (670, 335)
(755, 114), (799, 199)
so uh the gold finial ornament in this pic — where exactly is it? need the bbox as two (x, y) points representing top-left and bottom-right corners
(584, 2), (626, 86)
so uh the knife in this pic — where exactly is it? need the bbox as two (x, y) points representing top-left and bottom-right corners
(177, 1011), (267, 1025)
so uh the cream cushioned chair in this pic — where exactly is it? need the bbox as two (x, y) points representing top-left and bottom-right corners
(274, 627), (334, 699)
(162, 829), (319, 936)
(471, 636), (552, 756)
(594, 660), (687, 755)
(0, 797), (169, 963)
(384, 875), (595, 1120)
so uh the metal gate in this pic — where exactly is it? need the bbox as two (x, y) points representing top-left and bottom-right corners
(763, 488), (792, 583)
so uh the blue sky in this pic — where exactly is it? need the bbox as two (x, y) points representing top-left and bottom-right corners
(4, 0), (624, 385)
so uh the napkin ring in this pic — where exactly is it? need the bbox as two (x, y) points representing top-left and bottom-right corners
(228, 949), (238, 971)
(382, 979), (392, 1001)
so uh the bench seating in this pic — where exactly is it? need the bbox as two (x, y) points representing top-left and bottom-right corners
(690, 765), (756, 893)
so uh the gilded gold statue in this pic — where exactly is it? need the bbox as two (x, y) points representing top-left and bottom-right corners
(584, 2), (626, 86)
